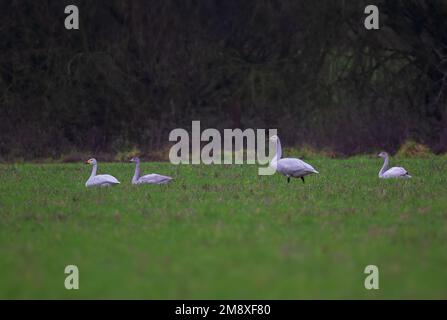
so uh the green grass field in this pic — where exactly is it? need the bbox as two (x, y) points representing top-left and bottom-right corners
(1, 157), (446, 299)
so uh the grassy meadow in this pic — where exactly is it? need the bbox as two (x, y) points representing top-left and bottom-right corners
(0, 156), (446, 299)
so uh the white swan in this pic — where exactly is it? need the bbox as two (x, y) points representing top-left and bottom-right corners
(269, 135), (319, 183)
(130, 157), (173, 185)
(378, 151), (411, 179)
(85, 158), (120, 187)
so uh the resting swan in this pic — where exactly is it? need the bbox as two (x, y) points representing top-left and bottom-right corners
(269, 135), (319, 183)
(130, 157), (173, 185)
(378, 151), (411, 179)
(85, 158), (120, 187)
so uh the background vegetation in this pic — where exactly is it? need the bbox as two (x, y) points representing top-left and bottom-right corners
(1, 0), (447, 160)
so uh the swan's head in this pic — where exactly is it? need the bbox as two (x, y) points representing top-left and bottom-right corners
(269, 135), (279, 142)
(85, 158), (97, 165)
(130, 157), (140, 163)
(377, 151), (388, 158)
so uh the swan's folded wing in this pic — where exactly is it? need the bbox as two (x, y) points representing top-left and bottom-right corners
(97, 174), (120, 184)
(383, 167), (410, 178)
(278, 158), (318, 175)
(87, 174), (120, 186)
(301, 161), (319, 174)
(139, 174), (173, 184)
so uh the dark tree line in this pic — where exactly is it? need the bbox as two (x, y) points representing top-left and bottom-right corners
(1, 0), (447, 160)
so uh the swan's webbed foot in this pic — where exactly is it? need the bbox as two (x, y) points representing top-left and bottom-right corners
(301, 177), (305, 183)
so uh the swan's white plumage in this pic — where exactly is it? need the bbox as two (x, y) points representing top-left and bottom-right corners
(380, 166), (410, 179)
(378, 152), (411, 179)
(130, 157), (173, 185)
(269, 135), (318, 182)
(85, 158), (120, 187)
(86, 174), (120, 187)
(276, 158), (319, 177)
(135, 173), (172, 185)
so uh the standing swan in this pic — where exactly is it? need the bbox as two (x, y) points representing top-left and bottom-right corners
(130, 157), (173, 185)
(85, 158), (120, 187)
(378, 151), (412, 179)
(269, 135), (319, 183)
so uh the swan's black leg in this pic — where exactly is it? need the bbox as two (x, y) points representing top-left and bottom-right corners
(301, 177), (305, 183)
(287, 177), (290, 183)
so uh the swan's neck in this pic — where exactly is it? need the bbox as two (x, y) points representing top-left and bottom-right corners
(272, 139), (282, 162)
(133, 162), (141, 183)
(269, 138), (282, 169)
(90, 163), (97, 179)
(379, 156), (389, 176)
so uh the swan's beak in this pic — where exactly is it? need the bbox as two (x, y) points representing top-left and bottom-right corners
(85, 160), (89, 164)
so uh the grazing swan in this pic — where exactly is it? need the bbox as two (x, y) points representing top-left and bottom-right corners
(269, 135), (319, 183)
(130, 157), (173, 185)
(85, 158), (120, 187)
(378, 151), (412, 179)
